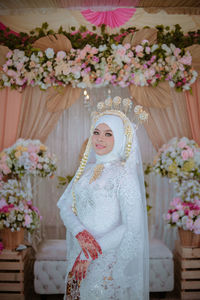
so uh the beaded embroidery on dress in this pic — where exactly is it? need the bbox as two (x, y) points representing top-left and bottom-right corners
(57, 110), (149, 300)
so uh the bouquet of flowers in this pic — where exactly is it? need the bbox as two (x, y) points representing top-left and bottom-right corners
(0, 179), (42, 233)
(0, 138), (57, 181)
(164, 197), (200, 234)
(151, 137), (200, 182)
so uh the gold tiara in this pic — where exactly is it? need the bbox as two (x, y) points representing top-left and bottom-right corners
(83, 90), (148, 125)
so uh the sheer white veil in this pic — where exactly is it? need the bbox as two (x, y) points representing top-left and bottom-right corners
(58, 111), (149, 299)
(86, 112), (149, 299)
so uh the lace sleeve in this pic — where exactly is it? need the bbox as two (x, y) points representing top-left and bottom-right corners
(57, 180), (85, 237)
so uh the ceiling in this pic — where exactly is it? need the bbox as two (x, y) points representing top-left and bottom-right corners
(0, 0), (200, 14)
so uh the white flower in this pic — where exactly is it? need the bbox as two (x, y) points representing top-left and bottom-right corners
(161, 44), (172, 54)
(45, 48), (55, 59)
(99, 45), (107, 52)
(77, 82), (87, 88)
(2, 74), (8, 82)
(169, 81), (175, 88)
(4, 81), (11, 87)
(111, 44), (117, 50)
(151, 44), (159, 52)
(30, 53), (39, 63)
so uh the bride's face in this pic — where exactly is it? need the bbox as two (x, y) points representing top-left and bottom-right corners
(92, 123), (114, 155)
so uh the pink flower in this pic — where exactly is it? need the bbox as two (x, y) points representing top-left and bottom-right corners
(172, 197), (181, 206)
(174, 48), (181, 57)
(85, 45), (91, 52)
(0, 155), (11, 174)
(24, 214), (32, 226)
(7, 70), (17, 77)
(135, 45), (143, 53)
(56, 51), (66, 60)
(181, 149), (194, 160)
(193, 218), (200, 234)
(28, 145), (39, 153)
(181, 150), (189, 160)
(145, 47), (151, 54)
(178, 141), (186, 148)
(6, 51), (13, 58)
(179, 52), (192, 65)
(186, 218), (193, 231)
(124, 43), (131, 49)
(172, 211), (179, 223)
(91, 47), (98, 55)
(117, 48), (126, 56)
(29, 152), (39, 163)
(3, 64), (8, 72)
(37, 163), (42, 169)
(165, 213), (171, 221)
(6, 59), (12, 66)
(0, 198), (7, 209)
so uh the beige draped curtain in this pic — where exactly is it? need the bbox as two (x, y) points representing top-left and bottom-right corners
(17, 85), (81, 142)
(140, 89), (192, 150)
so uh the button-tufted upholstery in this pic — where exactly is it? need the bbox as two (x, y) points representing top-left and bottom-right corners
(149, 239), (174, 292)
(34, 238), (174, 295)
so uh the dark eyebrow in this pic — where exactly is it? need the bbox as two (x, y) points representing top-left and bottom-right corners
(94, 128), (113, 133)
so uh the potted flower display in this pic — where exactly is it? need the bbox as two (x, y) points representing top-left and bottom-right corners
(148, 136), (200, 246)
(164, 197), (200, 247)
(0, 139), (57, 250)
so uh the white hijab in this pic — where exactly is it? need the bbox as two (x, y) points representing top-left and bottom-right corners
(93, 114), (126, 163)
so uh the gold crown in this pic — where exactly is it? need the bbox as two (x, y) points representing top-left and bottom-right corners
(83, 90), (148, 127)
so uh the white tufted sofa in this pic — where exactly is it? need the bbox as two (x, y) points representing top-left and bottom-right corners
(34, 238), (174, 295)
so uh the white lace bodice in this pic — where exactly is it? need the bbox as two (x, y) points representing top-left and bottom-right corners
(75, 161), (122, 238)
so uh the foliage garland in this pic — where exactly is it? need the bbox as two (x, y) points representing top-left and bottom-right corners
(0, 23), (199, 92)
(0, 23), (200, 50)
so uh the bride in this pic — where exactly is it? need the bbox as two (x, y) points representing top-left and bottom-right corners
(57, 107), (149, 300)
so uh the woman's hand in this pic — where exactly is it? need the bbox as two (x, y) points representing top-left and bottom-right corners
(71, 254), (90, 281)
(75, 230), (102, 260)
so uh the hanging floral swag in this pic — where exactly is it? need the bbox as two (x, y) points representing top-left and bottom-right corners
(0, 23), (199, 92)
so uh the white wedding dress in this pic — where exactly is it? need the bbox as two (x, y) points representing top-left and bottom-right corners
(58, 115), (149, 300)
(58, 160), (149, 300)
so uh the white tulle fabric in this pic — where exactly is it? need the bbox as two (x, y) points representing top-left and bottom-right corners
(57, 113), (149, 300)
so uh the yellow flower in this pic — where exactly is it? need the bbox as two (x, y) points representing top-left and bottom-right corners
(182, 160), (195, 172)
(16, 145), (23, 151)
(15, 151), (21, 158)
(168, 163), (177, 175)
(40, 145), (47, 151)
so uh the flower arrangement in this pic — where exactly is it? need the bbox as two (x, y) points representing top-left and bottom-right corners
(0, 138), (57, 181)
(0, 179), (42, 233)
(164, 197), (200, 234)
(151, 137), (200, 183)
(0, 39), (197, 92)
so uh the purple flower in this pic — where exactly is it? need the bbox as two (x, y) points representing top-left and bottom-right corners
(85, 67), (91, 73)
(92, 56), (99, 63)
(81, 63), (86, 68)
(95, 77), (103, 84)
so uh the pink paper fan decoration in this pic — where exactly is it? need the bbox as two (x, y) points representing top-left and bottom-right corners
(81, 8), (136, 29)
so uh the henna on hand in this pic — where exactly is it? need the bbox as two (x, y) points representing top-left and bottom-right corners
(75, 230), (102, 260)
(71, 253), (90, 281)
